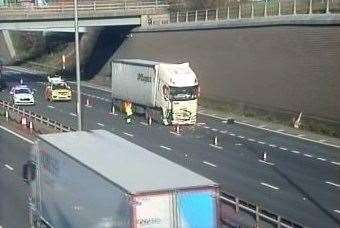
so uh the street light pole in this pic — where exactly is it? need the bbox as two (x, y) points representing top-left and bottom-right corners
(74, 0), (82, 131)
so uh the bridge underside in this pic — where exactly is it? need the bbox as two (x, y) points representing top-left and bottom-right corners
(0, 16), (140, 32)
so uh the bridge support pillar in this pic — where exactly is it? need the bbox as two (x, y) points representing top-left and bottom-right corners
(264, 0), (268, 17)
(293, 0), (297, 15)
(238, 4), (242, 19)
(2, 30), (16, 61)
(251, 3), (254, 18)
(326, 0), (330, 13)
(227, 7), (230, 19)
(309, 0), (313, 14)
(278, 0), (281, 16)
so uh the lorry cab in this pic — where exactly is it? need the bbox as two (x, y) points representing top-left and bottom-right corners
(157, 63), (198, 125)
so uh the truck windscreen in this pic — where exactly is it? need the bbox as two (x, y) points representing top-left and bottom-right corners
(170, 86), (198, 101)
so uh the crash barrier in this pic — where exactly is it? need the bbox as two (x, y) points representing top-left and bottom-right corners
(0, 0), (169, 20)
(0, 100), (74, 132)
(168, 0), (340, 24)
(0, 99), (304, 227)
(220, 191), (304, 228)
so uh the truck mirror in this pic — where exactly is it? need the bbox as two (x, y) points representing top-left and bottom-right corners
(23, 161), (37, 183)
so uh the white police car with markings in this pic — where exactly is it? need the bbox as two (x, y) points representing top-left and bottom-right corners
(10, 85), (35, 106)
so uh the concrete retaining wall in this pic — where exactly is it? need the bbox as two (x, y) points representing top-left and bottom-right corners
(107, 24), (340, 123)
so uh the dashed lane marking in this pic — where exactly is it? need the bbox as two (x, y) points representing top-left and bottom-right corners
(317, 157), (327, 161)
(47, 105), (55, 109)
(211, 128), (218, 132)
(248, 138), (256, 142)
(303, 153), (313, 158)
(235, 143), (242, 146)
(291, 150), (300, 154)
(160, 145), (172, 151)
(331, 162), (340, 166)
(4, 164), (14, 171)
(202, 161), (217, 168)
(279, 147), (288, 151)
(261, 182), (279, 190)
(258, 159), (275, 166)
(334, 210), (340, 214)
(237, 135), (245, 139)
(220, 130), (228, 134)
(257, 141), (266, 144)
(229, 133), (235, 136)
(277, 129), (285, 132)
(325, 181), (340, 188)
(203, 126), (210, 129)
(197, 122), (206, 126)
(96, 123), (104, 127)
(209, 144), (223, 150)
(139, 122), (149, 126)
(269, 144), (277, 148)
(69, 112), (77, 117)
(123, 132), (134, 137)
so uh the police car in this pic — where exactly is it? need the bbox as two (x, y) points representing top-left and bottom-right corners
(10, 85), (35, 106)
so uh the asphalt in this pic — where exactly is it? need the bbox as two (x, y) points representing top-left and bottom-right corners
(1, 67), (340, 227)
(0, 126), (32, 228)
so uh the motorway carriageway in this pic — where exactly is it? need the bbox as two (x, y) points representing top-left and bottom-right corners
(1, 67), (340, 227)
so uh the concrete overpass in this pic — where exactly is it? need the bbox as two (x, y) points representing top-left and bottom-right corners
(0, 1), (169, 31)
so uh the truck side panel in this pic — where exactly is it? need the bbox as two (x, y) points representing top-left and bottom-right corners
(38, 141), (131, 228)
(111, 62), (157, 107)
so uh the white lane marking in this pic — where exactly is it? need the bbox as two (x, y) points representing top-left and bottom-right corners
(123, 132), (134, 137)
(291, 150), (300, 154)
(258, 159), (275, 166)
(96, 123), (105, 127)
(71, 83), (340, 149)
(248, 138), (256, 142)
(229, 133), (235, 136)
(0, 125), (34, 144)
(139, 122), (148, 126)
(220, 130), (228, 134)
(197, 122), (206, 126)
(279, 147), (288, 151)
(203, 112), (340, 149)
(47, 105), (55, 109)
(325, 181), (340, 188)
(235, 143), (242, 146)
(319, 139), (326, 143)
(69, 112), (77, 117)
(209, 144), (223, 150)
(261, 182), (280, 190)
(331, 162), (340, 166)
(203, 126), (210, 129)
(202, 161), (217, 168)
(317, 157), (327, 161)
(211, 128), (218, 132)
(334, 210), (340, 214)
(237, 135), (245, 139)
(4, 164), (14, 171)
(257, 141), (266, 144)
(269, 144), (277, 148)
(160, 145), (172, 151)
(304, 153), (313, 158)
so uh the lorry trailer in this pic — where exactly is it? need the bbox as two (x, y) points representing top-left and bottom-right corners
(111, 59), (199, 125)
(23, 130), (219, 228)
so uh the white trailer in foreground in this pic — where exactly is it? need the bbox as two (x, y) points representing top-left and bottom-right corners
(23, 130), (219, 228)
(111, 59), (199, 125)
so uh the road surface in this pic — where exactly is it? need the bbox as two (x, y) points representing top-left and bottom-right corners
(1, 67), (340, 227)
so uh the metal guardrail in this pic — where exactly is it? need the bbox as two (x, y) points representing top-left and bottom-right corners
(168, 0), (340, 24)
(0, 0), (169, 20)
(220, 191), (304, 228)
(0, 100), (74, 132)
(0, 97), (305, 227)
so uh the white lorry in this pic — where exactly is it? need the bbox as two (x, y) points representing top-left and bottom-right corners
(111, 59), (199, 125)
(23, 130), (219, 228)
